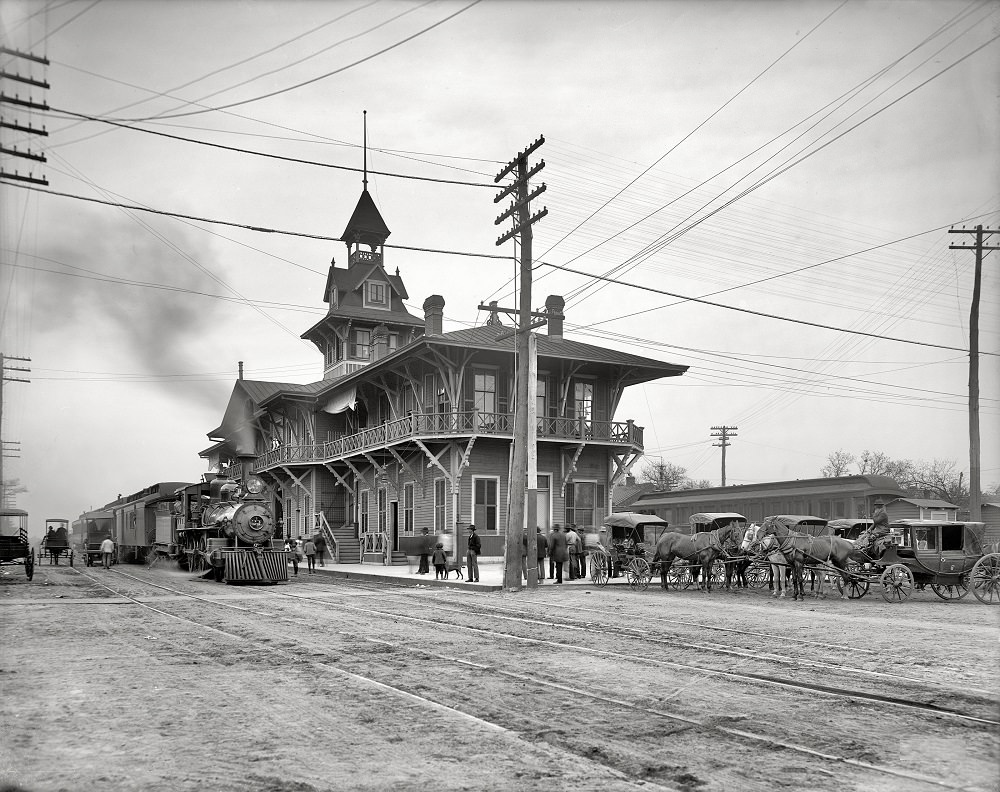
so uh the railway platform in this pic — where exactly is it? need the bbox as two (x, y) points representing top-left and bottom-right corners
(295, 558), (609, 592)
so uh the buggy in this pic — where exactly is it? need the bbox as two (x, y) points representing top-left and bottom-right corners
(589, 513), (669, 590)
(0, 508), (35, 581)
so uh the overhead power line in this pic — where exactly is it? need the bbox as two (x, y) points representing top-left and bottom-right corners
(541, 261), (999, 357)
(103, 0), (483, 122)
(46, 108), (497, 188)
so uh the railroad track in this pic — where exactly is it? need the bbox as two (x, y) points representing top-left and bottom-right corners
(56, 565), (997, 792)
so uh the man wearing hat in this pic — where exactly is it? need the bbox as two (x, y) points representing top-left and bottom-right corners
(466, 524), (481, 583)
(870, 500), (891, 557)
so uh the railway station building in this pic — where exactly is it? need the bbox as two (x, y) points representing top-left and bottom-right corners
(200, 184), (687, 564)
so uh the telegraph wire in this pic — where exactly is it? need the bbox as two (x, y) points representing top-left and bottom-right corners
(45, 109), (497, 188)
(542, 261), (998, 357)
(536, 0), (848, 262)
(3, 177), (990, 352)
(103, 0), (483, 122)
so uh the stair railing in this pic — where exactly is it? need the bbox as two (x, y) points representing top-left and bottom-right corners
(312, 512), (339, 564)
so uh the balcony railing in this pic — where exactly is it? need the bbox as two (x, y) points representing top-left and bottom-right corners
(252, 411), (642, 471)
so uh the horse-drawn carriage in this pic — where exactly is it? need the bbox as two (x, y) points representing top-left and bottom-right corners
(590, 512), (747, 593)
(588, 513), (669, 590)
(38, 518), (73, 566)
(0, 508), (35, 581)
(834, 519), (1000, 604)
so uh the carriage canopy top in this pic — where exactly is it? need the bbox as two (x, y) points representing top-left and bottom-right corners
(689, 513), (748, 526)
(603, 513), (668, 529)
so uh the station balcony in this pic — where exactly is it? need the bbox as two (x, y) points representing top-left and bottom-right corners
(249, 411), (643, 472)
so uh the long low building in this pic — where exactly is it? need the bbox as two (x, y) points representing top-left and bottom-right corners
(629, 474), (908, 528)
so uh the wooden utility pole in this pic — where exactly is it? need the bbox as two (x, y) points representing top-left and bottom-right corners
(948, 225), (998, 522)
(1, 354), (31, 507)
(0, 46), (50, 186)
(710, 425), (737, 487)
(493, 136), (547, 591)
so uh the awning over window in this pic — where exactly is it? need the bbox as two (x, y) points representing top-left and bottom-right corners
(321, 387), (356, 414)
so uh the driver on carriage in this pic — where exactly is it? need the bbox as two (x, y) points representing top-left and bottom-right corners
(856, 501), (891, 559)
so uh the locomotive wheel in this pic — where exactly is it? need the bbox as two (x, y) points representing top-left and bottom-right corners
(834, 562), (870, 599)
(930, 581), (969, 601)
(626, 558), (651, 591)
(880, 564), (913, 603)
(25, 548), (34, 581)
(589, 553), (609, 587)
(969, 553), (1000, 605)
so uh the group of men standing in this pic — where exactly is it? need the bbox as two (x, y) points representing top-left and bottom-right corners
(527, 523), (588, 584)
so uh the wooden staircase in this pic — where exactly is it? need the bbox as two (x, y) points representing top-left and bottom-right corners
(320, 516), (360, 564)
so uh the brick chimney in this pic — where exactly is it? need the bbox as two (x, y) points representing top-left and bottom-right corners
(545, 295), (565, 340)
(423, 295), (445, 336)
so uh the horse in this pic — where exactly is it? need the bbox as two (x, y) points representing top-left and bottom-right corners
(741, 524), (791, 598)
(653, 522), (743, 593)
(758, 519), (856, 600)
(722, 525), (754, 591)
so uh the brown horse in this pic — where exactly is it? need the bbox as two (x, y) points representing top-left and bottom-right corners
(759, 520), (856, 600)
(653, 523), (742, 592)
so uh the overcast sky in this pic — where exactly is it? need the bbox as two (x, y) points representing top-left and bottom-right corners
(1, 0), (998, 537)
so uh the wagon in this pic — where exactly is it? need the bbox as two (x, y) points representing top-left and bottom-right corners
(38, 518), (73, 566)
(834, 519), (1000, 604)
(589, 513), (669, 590)
(0, 508), (35, 581)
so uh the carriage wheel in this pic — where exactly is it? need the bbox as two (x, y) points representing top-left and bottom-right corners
(834, 562), (870, 599)
(930, 581), (969, 601)
(880, 564), (913, 603)
(626, 558), (651, 591)
(662, 565), (684, 590)
(25, 548), (34, 581)
(746, 563), (769, 589)
(710, 560), (726, 587)
(969, 553), (1000, 605)
(589, 553), (609, 587)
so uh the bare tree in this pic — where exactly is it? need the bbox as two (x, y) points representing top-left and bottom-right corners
(821, 450), (856, 477)
(680, 478), (714, 490)
(638, 460), (688, 490)
(909, 459), (968, 507)
(858, 450), (914, 484)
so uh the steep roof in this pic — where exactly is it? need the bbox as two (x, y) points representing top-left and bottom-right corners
(341, 189), (390, 246)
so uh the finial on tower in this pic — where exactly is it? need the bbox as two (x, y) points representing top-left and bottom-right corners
(363, 110), (368, 191)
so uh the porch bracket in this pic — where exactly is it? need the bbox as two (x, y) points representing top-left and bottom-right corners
(323, 463), (352, 491)
(415, 439), (453, 485)
(560, 442), (586, 497)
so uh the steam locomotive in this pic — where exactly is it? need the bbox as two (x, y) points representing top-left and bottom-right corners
(76, 473), (288, 584)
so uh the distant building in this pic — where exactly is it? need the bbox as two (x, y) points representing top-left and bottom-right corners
(631, 475), (907, 527)
(200, 181), (687, 563)
(884, 497), (959, 523)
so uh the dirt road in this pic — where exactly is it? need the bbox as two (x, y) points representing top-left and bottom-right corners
(1, 562), (997, 792)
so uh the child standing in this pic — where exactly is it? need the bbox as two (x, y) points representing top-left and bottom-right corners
(432, 542), (447, 579)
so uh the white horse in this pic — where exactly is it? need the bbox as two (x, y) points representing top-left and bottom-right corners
(741, 524), (789, 599)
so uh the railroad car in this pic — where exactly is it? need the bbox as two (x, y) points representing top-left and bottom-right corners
(109, 481), (190, 564)
(630, 474), (907, 527)
(71, 509), (114, 566)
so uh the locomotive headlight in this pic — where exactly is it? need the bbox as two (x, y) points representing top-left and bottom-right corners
(245, 475), (265, 495)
